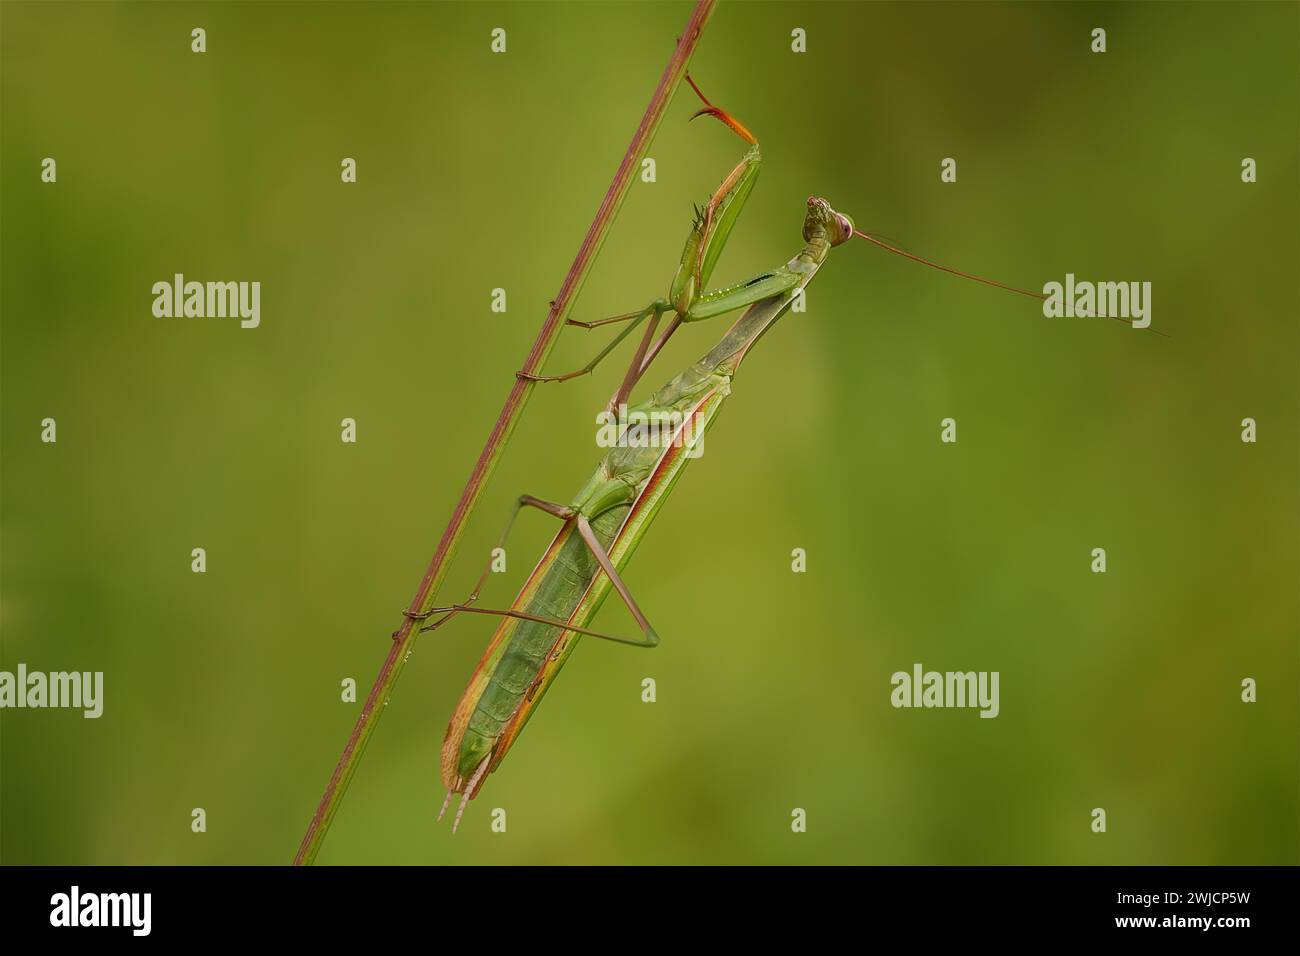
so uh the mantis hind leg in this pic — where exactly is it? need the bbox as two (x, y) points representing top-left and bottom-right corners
(402, 494), (567, 632)
(407, 495), (659, 648)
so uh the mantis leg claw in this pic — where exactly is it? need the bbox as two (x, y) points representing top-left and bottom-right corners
(516, 369), (587, 383)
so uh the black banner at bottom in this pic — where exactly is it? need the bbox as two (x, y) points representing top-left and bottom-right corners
(0, 865), (1288, 942)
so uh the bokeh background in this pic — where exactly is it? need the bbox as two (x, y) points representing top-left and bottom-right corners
(2, 1), (1296, 865)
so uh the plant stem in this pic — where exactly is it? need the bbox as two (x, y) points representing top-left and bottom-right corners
(292, 0), (719, 865)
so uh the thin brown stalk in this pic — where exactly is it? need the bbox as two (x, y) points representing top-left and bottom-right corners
(292, 0), (719, 865)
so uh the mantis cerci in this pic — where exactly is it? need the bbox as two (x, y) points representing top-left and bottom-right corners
(415, 78), (1048, 832)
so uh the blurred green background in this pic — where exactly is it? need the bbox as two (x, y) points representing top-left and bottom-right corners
(2, 1), (1296, 865)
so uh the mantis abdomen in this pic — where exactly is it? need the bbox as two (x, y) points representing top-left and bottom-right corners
(443, 383), (732, 792)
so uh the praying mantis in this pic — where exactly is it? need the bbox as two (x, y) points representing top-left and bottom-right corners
(415, 79), (1046, 832)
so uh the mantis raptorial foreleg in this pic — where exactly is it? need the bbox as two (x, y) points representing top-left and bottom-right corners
(520, 77), (780, 407)
(408, 494), (659, 648)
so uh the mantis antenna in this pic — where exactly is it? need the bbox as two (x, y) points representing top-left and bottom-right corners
(853, 229), (1048, 300)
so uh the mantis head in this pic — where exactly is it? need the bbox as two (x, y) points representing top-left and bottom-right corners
(804, 197), (855, 247)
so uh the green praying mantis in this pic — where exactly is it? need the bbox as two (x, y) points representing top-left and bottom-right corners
(413, 78), (1047, 832)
